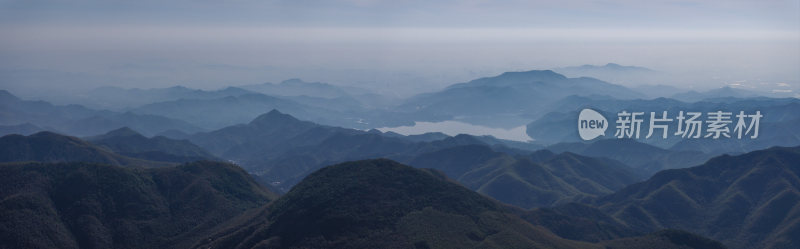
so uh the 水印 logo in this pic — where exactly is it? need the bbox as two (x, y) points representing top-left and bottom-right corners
(578, 108), (608, 141)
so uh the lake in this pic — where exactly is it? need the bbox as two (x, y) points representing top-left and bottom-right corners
(377, 120), (532, 142)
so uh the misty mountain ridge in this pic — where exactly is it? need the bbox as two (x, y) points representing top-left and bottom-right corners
(131, 92), (318, 130)
(671, 86), (762, 102)
(445, 69), (569, 89)
(240, 78), (365, 98)
(0, 90), (204, 137)
(0, 122), (46, 136)
(128, 88), (408, 130)
(553, 63), (663, 87)
(85, 127), (219, 163)
(0, 131), (173, 167)
(545, 138), (713, 177)
(408, 144), (642, 208)
(632, 84), (689, 99)
(5, 67), (793, 138)
(238, 78), (400, 109)
(553, 63), (795, 99)
(2, 108), (785, 248)
(187, 109), (354, 159)
(182, 107), (793, 211)
(4, 65), (796, 170)
(189, 110), (547, 193)
(3, 0), (798, 246)
(396, 70), (646, 128)
(67, 85), (255, 110)
(558, 63), (656, 72)
(187, 109), (647, 210)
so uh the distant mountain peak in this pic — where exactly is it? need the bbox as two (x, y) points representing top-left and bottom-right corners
(0, 90), (20, 102)
(447, 69), (569, 89)
(262, 159), (501, 237)
(279, 78), (337, 88)
(29, 131), (74, 139)
(496, 69), (567, 81)
(219, 86), (249, 92)
(670, 85), (759, 102)
(103, 127), (143, 137)
(167, 85), (190, 90)
(280, 78), (320, 86)
(446, 134), (487, 145)
(249, 109), (300, 126)
(265, 109), (284, 115)
(569, 63), (654, 71)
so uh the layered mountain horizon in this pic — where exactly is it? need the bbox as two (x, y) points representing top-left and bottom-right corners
(1, 66), (797, 248)
(4, 68), (796, 143)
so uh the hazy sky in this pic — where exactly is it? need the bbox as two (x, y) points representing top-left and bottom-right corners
(1, 0), (798, 98)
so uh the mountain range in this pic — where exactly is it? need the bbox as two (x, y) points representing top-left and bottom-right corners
(191, 159), (722, 249)
(395, 70), (645, 127)
(7, 68), (794, 137)
(131, 93), (323, 130)
(3, 125), (796, 248)
(85, 127), (219, 163)
(74, 85), (254, 110)
(546, 139), (712, 177)
(0, 161), (276, 249)
(408, 144), (641, 208)
(7, 112), (639, 210)
(553, 63), (661, 87)
(671, 87), (762, 103)
(594, 145), (800, 249)
(240, 78), (368, 99)
(187, 109), (628, 200)
(0, 90), (203, 137)
(0, 131), (172, 167)
(0, 122), (45, 136)
(1, 66), (798, 249)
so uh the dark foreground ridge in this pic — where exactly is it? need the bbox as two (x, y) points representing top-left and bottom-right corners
(0, 161), (277, 249)
(595, 145), (800, 249)
(193, 159), (724, 249)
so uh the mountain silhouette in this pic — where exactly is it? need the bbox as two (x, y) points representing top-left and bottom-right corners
(86, 127), (218, 163)
(0, 161), (277, 249)
(0, 90), (203, 136)
(595, 145), (800, 249)
(193, 159), (719, 249)
(397, 70), (644, 123)
(0, 131), (171, 167)
(410, 145), (640, 208)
